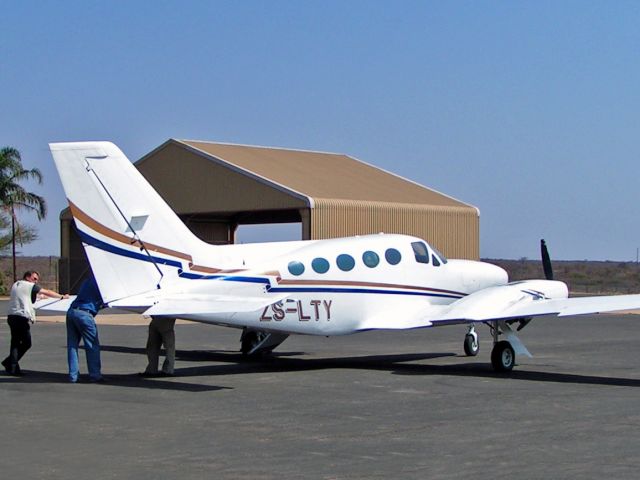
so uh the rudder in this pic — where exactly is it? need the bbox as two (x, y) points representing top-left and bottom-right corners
(50, 141), (207, 302)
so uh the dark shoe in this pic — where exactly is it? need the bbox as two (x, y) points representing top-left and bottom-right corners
(1, 358), (11, 374)
(138, 371), (161, 378)
(89, 377), (105, 383)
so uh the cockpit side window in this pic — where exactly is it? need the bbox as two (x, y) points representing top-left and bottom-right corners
(430, 245), (448, 264)
(411, 242), (430, 264)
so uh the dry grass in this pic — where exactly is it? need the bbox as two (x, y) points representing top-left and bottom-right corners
(0, 256), (60, 294)
(488, 259), (640, 295)
(1, 256), (638, 296)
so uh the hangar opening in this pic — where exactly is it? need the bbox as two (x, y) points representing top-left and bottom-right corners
(236, 223), (301, 244)
(59, 138), (479, 292)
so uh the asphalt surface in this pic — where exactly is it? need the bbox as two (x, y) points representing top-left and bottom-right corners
(1, 313), (639, 479)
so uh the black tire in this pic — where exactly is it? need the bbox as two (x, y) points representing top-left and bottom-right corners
(491, 341), (515, 372)
(463, 334), (479, 356)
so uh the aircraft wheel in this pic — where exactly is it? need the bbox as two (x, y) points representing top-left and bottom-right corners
(491, 341), (515, 372)
(463, 333), (479, 356)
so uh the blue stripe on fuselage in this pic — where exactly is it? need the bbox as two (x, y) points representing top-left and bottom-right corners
(268, 287), (463, 299)
(77, 228), (464, 299)
(77, 229), (183, 268)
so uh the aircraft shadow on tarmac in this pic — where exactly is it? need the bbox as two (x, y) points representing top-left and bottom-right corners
(100, 345), (640, 388)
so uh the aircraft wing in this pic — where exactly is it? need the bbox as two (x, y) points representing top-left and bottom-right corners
(488, 293), (640, 319)
(141, 293), (290, 317)
(358, 284), (640, 331)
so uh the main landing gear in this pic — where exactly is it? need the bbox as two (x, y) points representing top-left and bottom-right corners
(463, 320), (532, 372)
(491, 340), (515, 372)
(240, 328), (289, 357)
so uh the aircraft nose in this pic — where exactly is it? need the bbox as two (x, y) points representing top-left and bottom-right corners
(448, 259), (508, 291)
(487, 263), (509, 286)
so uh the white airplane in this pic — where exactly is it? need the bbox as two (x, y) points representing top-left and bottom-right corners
(47, 141), (640, 372)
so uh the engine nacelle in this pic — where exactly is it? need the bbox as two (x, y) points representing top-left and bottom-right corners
(443, 279), (569, 321)
(508, 279), (569, 300)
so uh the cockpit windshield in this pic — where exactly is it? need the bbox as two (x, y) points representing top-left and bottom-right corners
(411, 242), (430, 264)
(411, 241), (448, 266)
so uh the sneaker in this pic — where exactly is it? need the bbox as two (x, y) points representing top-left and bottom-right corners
(138, 371), (161, 378)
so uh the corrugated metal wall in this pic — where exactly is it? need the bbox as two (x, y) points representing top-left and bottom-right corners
(137, 143), (308, 213)
(310, 199), (479, 260)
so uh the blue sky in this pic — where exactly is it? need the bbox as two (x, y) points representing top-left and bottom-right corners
(2, 1), (639, 260)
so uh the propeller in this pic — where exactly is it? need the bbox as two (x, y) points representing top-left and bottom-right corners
(540, 239), (553, 281)
(515, 239), (553, 332)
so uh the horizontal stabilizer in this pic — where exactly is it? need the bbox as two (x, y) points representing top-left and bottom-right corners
(33, 296), (77, 312)
(142, 293), (290, 317)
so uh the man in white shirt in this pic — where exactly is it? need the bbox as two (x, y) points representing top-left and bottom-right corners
(2, 270), (68, 376)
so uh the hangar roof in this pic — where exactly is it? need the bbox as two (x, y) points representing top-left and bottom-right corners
(169, 139), (473, 209)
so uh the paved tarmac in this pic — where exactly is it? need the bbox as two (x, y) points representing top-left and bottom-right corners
(1, 312), (639, 480)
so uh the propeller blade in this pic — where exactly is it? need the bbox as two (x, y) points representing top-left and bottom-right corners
(540, 239), (554, 280)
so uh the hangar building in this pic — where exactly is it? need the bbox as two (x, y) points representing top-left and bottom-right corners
(59, 139), (479, 292)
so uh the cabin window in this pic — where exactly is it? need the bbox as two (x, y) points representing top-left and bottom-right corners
(411, 242), (430, 264)
(288, 261), (305, 276)
(311, 257), (330, 274)
(362, 251), (380, 268)
(432, 254), (441, 267)
(336, 254), (355, 271)
(385, 248), (402, 265)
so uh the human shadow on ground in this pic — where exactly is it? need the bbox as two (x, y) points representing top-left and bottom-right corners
(0, 368), (230, 392)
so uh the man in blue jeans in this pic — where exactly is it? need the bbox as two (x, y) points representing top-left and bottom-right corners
(66, 276), (105, 383)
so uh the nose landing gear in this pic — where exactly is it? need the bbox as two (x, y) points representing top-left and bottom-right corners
(463, 325), (479, 356)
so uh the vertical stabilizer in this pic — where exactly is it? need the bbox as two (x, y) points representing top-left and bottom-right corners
(50, 141), (207, 302)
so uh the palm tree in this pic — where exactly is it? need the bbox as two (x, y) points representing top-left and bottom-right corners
(0, 146), (46, 282)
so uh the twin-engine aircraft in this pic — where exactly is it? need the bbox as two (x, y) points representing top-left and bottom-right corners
(47, 141), (640, 372)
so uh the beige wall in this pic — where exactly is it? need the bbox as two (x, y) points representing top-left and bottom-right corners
(310, 199), (479, 260)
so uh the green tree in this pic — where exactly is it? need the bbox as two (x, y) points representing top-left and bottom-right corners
(0, 146), (46, 282)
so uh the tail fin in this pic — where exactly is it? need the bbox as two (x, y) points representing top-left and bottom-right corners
(50, 141), (208, 302)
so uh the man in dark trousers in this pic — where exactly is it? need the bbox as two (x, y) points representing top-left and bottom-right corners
(2, 270), (69, 376)
(140, 317), (176, 377)
(66, 275), (105, 383)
